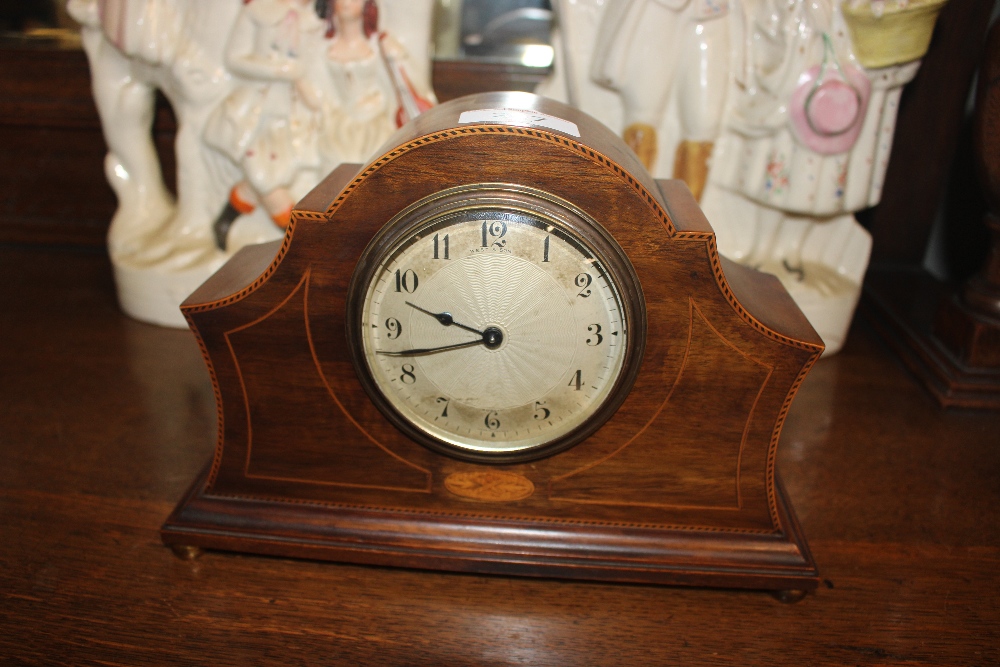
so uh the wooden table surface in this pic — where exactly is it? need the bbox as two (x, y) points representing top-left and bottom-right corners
(2, 245), (998, 666)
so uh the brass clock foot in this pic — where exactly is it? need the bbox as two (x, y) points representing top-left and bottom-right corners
(170, 544), (204, 561)
(771, 589), (809, 604)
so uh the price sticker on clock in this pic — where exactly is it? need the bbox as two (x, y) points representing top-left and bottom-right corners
(459, 108), (582, 138)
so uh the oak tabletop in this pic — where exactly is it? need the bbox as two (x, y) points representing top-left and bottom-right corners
(2, 245), (997, 666)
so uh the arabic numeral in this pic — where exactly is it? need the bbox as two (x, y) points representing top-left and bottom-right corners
(394, 269), (418, 293)
(568, 370), (583, 391)
(543, 235), (550, 262)
(484, 410), (500, 431)
(436, 396), (450, 417)
(385, 317), (402, 339)
(433, 233), (449, 259)
(575, 273), (593, 298)
(400, 364), (416, 384)
(533, 401), (550, 421)
(586, 323), (603, 346)
(481, 220), (507, 248)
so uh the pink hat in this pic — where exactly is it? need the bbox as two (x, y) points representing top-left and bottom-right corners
(789, 49), (871, 155)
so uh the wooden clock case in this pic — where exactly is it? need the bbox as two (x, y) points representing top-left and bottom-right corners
(162, 92), (824, 592)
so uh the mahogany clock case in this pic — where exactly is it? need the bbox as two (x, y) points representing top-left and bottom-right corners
(162, 92), (824, 592)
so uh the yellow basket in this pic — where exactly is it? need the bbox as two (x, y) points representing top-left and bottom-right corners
(841, 0), (948, 69)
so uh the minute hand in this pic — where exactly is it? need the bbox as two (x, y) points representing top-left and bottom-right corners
(376, 339), (484, 357)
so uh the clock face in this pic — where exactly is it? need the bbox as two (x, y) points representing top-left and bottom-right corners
(348, 188), (643, 462)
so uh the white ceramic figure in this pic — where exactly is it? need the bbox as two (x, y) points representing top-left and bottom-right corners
(316, 0), (436, 167)
(68, 0), (241, 327)
(540, 0), (940, 355)
(540, 0), (731, 197)
(699, 0), (929, 355)
(204, 0), (327, 249)
(536, 0), (624, 131)
(68, 0), (435, 327)
(590, 0), (731, 199)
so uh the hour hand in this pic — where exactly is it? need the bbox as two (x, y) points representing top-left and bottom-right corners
(405, 301), (484, 336)
(377, 339), (484, 357)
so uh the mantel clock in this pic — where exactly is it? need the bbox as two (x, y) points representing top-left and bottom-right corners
(162, 92), (823, 594)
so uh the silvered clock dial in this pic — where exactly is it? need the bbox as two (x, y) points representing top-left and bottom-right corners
(347, 186), (645, 462)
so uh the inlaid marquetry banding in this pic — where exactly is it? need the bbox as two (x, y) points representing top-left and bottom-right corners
(318, 126), (821, 359)
(182, 125), (822, 367)
(206, 490), (780, 535)
(444, 471), (535, 502)
(181, 227), (296, 314)
(184, 311), (227, 491)
(183, 119), (822, 536)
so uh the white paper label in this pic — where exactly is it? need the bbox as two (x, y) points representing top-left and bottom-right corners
(458, 108), (581, 138)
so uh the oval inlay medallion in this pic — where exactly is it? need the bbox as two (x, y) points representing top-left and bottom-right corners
(444, 471), (535, 502)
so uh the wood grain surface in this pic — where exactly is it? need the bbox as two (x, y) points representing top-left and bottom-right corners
(2, 245), (998, 665)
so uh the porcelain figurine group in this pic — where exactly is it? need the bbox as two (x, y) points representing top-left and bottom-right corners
(206, 0), (433, 248)
(73, 0), (943, 354)
(69, 0), (435, 326)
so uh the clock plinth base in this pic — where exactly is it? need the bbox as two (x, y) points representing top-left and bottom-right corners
(162, 464), (818, 593)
